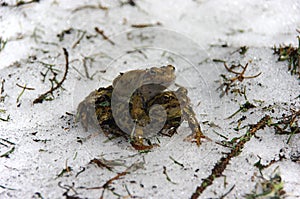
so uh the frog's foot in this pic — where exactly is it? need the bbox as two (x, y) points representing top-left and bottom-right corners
(130, 140), (159, 150)
(184, 131), (208, 146)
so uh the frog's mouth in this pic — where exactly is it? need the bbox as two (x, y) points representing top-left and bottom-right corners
(142, 74), (175, 87)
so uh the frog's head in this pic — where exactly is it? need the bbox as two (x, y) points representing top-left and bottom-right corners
(112, 65), (176, 89)
(143, 65), (176, 87)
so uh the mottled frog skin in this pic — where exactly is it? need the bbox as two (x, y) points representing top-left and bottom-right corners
(77, 65), (205, 150)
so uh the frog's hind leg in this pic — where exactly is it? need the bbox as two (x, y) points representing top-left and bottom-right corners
(175, 87), (206, 146)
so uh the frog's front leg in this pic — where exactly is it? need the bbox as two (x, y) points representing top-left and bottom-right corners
(129, 91), (157, 150)
(175, 87), (205, 146)
(129, 123), (160, 150)
(129, 125), (154, 150)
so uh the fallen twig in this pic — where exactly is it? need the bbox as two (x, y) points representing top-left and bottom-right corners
(72, 30), (86, 49)
(33, 48), (69, 104)
(269, 109), (300, 144)
(0, 146), (15, 158)
(163, 166), (177, 184)
(72, 3), (108, 13)
(0, 184), (17, 190)
(131, 22), (162, 28)
(245, 169), (286, 198)
(16, 83), (35, 104)
(0, 114), (10, 122)
(1, 0), (39, 7)
(218, 63), (261, 97)
(169, 156), (184, 168)
(254, 154), (286, 172)
(226, 101), (256, 119)
(0, 37), (7, 52)
(90, 158), (114, 171)
(0, 79), (5, 102)
(95, 27), (115, 45)
(80, 160), (144, 198)
(84, 171), (128, 199)
(191, 115), (270, 199)
(273, 35), (300, 78)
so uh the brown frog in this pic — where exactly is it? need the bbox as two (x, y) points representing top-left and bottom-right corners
(77, 65), (205, 150)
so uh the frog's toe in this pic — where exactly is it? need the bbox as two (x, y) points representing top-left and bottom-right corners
(184, 133), (207, 146)
(130, 141), (159, 150)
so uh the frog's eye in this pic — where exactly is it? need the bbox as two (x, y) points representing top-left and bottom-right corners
(167, 65), (175, 71)
(149, 68), (157, 75)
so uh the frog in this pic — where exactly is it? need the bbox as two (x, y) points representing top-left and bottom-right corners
(77, 65), (205, 150)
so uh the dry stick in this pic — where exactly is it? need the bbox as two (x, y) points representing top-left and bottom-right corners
(33, 48), (69, 104)
(16, 0), (39, 6)
(0, 79), (4, 94)
(190, 115), (271, 199)
(0, 146), (15, 158)
(83, 57), (91, 79)
(102, 172), (128, 189)
(16, 83), (35, 103)
(224, 63), (262, 81)
(1, 0), (39, 7)
(0, 184), (16, 191)
(16, 83), (35, 90)
(131, 22), (162, 28)
(163, 166), (177, 184)
(84, 171), (128, 199)
(72, 3), (108, 13)
(95, 27), (115, 45)
(72, 31), (86, 49)
(90, 158), (113, 171)
(100, 171), (128, 199)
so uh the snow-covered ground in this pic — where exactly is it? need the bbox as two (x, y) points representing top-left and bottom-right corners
(0, 0), (299, 198)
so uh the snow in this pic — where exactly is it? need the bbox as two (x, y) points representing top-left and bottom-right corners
(0, 0), (299, 198)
